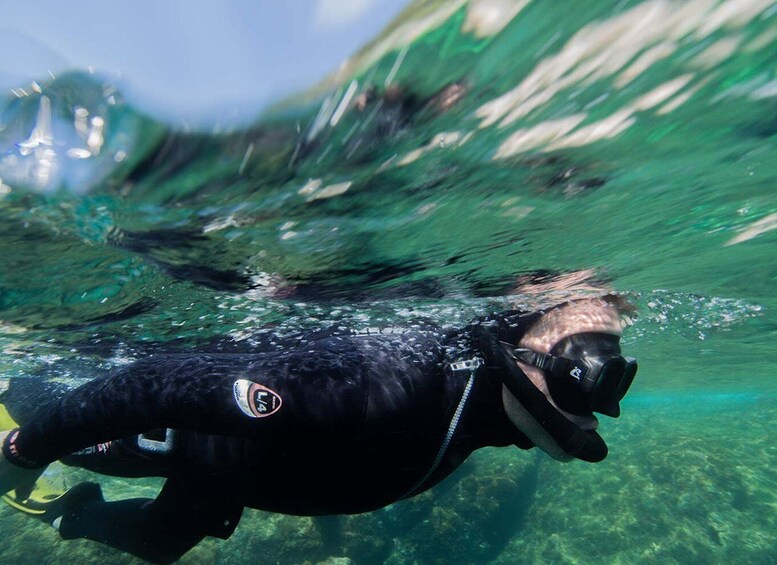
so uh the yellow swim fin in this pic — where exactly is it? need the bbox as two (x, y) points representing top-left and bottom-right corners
(2, 477), (67, 516)
(0, 403), (18, 431)
(0, 395), (104, 522)
(0, 401), (69, 518)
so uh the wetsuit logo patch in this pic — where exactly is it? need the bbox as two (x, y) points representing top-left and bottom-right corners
(233, 379), (282, 418)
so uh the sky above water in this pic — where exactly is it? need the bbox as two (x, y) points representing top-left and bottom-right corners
(0, 0), (407, 126)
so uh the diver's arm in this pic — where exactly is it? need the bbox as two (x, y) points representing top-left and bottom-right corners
(2, 349), (368, 469)
(1, 356), (243, 469)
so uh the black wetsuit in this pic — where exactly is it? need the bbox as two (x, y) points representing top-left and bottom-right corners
(3, 315), (536, 564)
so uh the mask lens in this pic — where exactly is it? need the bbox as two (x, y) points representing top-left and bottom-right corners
(616, 358), (638, 400)
(590, 357), (625, 407)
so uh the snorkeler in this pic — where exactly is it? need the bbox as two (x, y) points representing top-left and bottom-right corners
(0, 296), (636, 564)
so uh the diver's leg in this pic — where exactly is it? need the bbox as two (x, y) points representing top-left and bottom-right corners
(58, 475), (244, 565)
(58, 498), (205, 565)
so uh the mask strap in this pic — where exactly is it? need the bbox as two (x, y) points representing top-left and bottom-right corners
(510, 347), (586, 385)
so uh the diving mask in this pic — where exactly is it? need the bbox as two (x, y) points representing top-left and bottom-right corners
(508, 333), (637, 418)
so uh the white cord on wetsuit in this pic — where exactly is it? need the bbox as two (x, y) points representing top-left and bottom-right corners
(400, 358), (481, 499)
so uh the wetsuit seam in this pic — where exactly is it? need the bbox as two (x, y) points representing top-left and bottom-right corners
(417, 366), (464, 486)
(401, 364), (476, 498)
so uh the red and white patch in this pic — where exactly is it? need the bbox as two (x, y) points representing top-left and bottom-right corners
(233, 379), (283, 418)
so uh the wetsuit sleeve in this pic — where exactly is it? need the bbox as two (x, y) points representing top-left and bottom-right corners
(8, 345), (369, 467)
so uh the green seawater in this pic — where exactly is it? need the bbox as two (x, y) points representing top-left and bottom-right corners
(1, 1), (776, 563)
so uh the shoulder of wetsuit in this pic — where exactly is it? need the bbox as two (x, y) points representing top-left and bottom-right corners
(470, 324), (608, 463)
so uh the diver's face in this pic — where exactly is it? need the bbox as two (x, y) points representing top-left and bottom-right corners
(512, 298), (625, 430)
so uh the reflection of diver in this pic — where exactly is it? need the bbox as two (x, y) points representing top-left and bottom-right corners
(0, 297), (636, 564)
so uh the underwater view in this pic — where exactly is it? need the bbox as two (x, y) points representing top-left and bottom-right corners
(1, 0), (776, 563)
